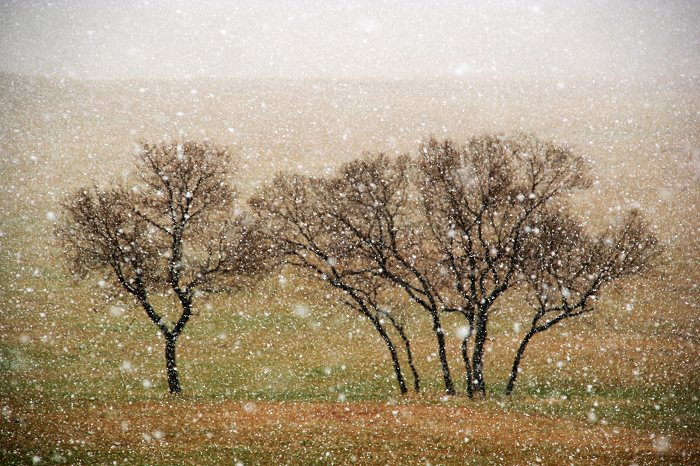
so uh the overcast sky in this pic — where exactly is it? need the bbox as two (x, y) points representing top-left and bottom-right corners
(1, 0), (698, 81)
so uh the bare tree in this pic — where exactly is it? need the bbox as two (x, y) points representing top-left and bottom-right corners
(316, 154), (456, 394)
(412, 135), (591, 397)
(57, 141), (269, 394)
(252, 137), (591, 398)
(252, 135), (618, 399)
(250, 172), (420, 394)
(505, 209), (660, 395)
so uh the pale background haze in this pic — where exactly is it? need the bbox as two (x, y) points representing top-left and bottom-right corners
(1, 0), (698, 80)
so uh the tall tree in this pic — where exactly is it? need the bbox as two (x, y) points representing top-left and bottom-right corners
(414, 135), (591, 396)
(57, 141), (268, 393)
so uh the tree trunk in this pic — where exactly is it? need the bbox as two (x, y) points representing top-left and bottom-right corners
(432, 312), (455, 395)
(505, 329), (536, 396)
(165, 334), (181, 394)
(394, 323), (420, 393)
(135, 294), (183, 394)
(372, 319), (408, 395)
(461, 334), (473, 399)
(471, 309), (488, 397)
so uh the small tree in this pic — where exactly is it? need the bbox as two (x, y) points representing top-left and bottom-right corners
(57, 141), (268, 394)
(250, 171), (420, 394)
(315, 154), (451, 393)
(505, 209), (659, 395)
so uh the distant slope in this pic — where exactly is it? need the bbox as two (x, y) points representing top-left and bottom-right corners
(0, 73), (698, 301)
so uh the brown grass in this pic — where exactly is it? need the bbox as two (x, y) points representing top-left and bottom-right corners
(2, 397), (698, 465)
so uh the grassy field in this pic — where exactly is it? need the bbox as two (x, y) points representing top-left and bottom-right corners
(1, 75), (699, 464)
(1, 269), (698, 465)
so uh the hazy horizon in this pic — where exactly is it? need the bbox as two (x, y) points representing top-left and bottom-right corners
(1, 0), (698, 82)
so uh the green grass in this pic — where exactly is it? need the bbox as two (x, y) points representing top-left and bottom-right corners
(1, 256), (699, 464)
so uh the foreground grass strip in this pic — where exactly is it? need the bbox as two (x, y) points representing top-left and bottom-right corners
(2, 398), (698, 465)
